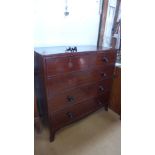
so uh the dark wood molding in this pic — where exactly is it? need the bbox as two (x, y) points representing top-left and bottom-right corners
(97, 0), (109, 47)
(34, 96), (42, 133)
(112, 0), (121, 36)
(111, 0), (121, 48)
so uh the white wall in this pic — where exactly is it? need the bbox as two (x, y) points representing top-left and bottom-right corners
(34, 0), (101, 47)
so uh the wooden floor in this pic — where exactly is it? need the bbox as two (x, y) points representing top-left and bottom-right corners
(34, 109), (121, 155)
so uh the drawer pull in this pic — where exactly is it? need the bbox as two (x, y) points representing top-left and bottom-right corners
(67, 96), (75, 102)
(66, 112), (74, 119)
(100, 72), (107, 77)
(99, 86), (104, 92)
(102, 57), (109, 63)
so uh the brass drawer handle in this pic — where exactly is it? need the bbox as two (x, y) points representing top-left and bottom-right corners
(102, 57), (109, 63)
(99, 86), (104, 92)
(100, 72), (107, 77)
(67, 96), (75, 102)
(66, 112), (74, 119)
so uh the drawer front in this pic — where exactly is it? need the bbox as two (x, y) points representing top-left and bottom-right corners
(48, 80), (112, 112)
(46, 65), (115, 95)
(50, 97), (107, 129)
(45, 54), (96, 76)
(45, 51), (116, 76)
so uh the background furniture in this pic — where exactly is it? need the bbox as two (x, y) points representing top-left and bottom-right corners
(109, 66), (121, 116)
(34, 46), (116, 142)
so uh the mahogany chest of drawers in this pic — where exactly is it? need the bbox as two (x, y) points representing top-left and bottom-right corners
(34, 46), (116, 142)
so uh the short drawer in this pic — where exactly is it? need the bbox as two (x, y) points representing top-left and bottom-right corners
(50, 97), (107, 129)
(45, 54), (97, 76)
(46, 65), (115, 95)
(48, 80), (112, 112)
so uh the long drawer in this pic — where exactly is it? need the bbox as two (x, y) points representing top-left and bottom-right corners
(50, 97), (107, 130)
(45, 52), (116, 76)
(48, 79), (112, 112)
(46, 65), (114, 95)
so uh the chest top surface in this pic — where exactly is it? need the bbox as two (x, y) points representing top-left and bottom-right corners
(34, 46), (113, 56)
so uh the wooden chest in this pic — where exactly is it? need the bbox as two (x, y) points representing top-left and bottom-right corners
(34, 46), (116, 142)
